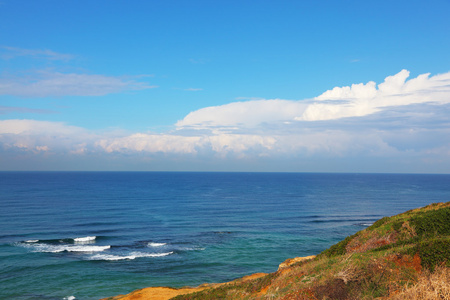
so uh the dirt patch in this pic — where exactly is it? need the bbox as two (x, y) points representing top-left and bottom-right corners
(388, 253), (422, 273)
(281, 288), (317, 300)
(314, 278), (349, 300)
(346, 232), (397, 253)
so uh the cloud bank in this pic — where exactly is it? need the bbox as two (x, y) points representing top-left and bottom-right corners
(1, 70), (450, 172)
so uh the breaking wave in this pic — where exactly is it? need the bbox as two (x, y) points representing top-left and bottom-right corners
(148, 242), (167, 247)
(18, 242), (110, 253)
(90, 251), (173, 261)
(74, 236), (96, 243)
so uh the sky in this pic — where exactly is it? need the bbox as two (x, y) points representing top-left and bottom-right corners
(1, 0), (450, 173)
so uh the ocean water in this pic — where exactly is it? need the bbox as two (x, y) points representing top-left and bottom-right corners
(0, 172), (449, 299)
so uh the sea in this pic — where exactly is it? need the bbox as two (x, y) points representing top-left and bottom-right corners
(0, 172), (449, 299)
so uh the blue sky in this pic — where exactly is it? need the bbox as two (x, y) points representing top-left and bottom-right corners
(1, 0), (450, 172)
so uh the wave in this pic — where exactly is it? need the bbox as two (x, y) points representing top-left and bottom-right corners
(18, 243), (110, 253)
(74, 236), (96, 243)
(21, 236), (100, 245)
(147, 242), (166, 247)
(89, 251), (173, 261)
(178, 246), (205, 251)
(358, 223), (374, 227)
(310, 218), (378, 224)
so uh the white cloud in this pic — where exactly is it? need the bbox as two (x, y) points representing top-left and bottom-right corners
(175, 70), (450, 127)
(1, 70), (450, 172)
(302, 70), (450, 121)
(0, 119), (94, 153)
(0, 70), (157, 97)
(0, 119), (85, 135)
(176, 99), (309, 128)
(96, 133), (202, 154)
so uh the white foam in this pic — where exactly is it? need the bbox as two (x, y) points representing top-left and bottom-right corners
(74, 236), (96, 242)
(361, 223), (374, 227)
(179, 246), (205, 251)
(20, 243), (110, 253)
(148, 242), (167, 247)
(90, 251), (173, 261)
(64, 296), (76, 300)
(25, 239), (39, 243)
(65, 245), (110, 252)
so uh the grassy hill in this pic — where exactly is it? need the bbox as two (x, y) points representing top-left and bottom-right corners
(108, 202), (450, 300)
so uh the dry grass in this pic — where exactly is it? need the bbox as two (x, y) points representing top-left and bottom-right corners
(335, 254), (361, 284)
(389, 265), (450, 300)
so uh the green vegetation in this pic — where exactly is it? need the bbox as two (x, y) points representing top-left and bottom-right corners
(172, 202), (450, 299)
(410, 206), (450, 237)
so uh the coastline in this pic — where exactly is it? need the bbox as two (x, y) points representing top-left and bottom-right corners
(103, 256), (316, 300)
(102, 202), (450, 299)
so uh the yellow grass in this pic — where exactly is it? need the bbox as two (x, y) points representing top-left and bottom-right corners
(389, 265), (450, 300)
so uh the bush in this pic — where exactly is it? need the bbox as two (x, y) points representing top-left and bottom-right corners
(412, 238), (450, 271)
(370, 217), (390, 230)
(410, 207), (450, 237)
(319, 234), (356, 257)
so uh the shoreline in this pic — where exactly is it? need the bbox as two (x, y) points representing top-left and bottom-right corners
(103, 255), (316, 300)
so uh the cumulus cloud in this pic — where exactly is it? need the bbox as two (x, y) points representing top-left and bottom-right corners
(176, 99), (309, 128)
(1, 70), (450, 171)
(0, 70), (156, 97)
(177, 70), (450, 127)
(0, 120), (279, 159)
(96, 133), (202, 154)
(301, 70), (450, 121)
(0, 120), (94, 154)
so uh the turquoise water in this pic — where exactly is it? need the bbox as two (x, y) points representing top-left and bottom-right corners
(1, 172), (449, 299)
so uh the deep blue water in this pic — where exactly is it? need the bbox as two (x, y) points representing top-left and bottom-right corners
(0, 172), (449, 299)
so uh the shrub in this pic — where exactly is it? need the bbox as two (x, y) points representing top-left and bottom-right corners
(370, 216), (390, 230)
(411, 238), (450, 271)
(319, 234), (357, 257)
(410, 207), (450, 237)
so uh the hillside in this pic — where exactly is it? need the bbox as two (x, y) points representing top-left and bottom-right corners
(105, 202), (450, 300)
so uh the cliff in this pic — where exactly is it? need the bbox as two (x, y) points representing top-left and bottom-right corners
(104, 202), (450, 300)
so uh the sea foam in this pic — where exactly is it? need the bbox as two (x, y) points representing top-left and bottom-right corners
(90, 251), (173, 261)
(74, 236), (96, 242)
(19, 243), (110, 253)
(148, 242), (167, 247)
